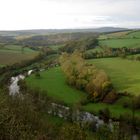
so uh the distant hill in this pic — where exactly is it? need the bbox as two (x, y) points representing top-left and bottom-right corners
(0, 27), (132, 36)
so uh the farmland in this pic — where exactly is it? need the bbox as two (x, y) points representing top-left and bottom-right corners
(99, 31), (131, 39)
(26, 66), (140, 119)
(1, 29), (140, 139)
(99, 38), (140, 48)
(99, 30), (140, 48)
(88, 57), (140, 95)
(0, 45), (38, 65)
(26, 67), (86, 105)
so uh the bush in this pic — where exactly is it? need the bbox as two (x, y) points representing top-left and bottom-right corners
(35, 71), (41, 78)
(102, 81), (113, 94)
(99, 108), (111, 123)
(103, 90), (118, 104)
(133, 95), (140, 109)
(80, 98), (90, 105)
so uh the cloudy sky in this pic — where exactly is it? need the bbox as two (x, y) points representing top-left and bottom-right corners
(0, 0), (140, 30)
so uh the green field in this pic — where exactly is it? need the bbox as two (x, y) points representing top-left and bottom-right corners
(125, 31), (140, 38)
(88, 57), (140, 95)
(48, 45), (63, 50)
(83, 96), (140, 118)
(99, 31), (131, 40)
(0, 64), (4, 67)
(98, 30), (140, 49)
(0, 45), (36, 53)
(0, 45), (38, 65)
(26, 67), (140, 119)
(86, 46), (104, 53)
(26, 67), (86, 105)
(99, 38), (140, 48)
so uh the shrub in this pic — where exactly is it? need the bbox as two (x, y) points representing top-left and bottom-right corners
(99, 108), (111, 123)
(103, 90), (118, 104)
(133, 95), (140, 109)
(35, 71), (41, 78)
(102, 81), (113, 94)
(80, 98), (90, 105)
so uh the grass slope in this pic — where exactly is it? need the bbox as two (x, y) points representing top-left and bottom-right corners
(125, 31), (140, 38)
(99, 31), (131, 39)
(26, 67), (86, 105)
(26, 66), (140, 119)
(98, 31), (140, 49)
(99, 38), (140, 48)
(86, 46), (103, 53)
(88, 57), (140, 95)
(0, 45), (38, 65)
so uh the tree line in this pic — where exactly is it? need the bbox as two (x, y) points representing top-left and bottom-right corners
(59, 37), (98, 53)
(59, 51), (117, 103)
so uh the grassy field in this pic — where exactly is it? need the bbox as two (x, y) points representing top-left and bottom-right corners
(0, 64), (4, 67)
(98, 30), (140, 49)
(125, 30), (140, 38)
(86, 46), (104, 53)
(26, 67), (86, 105)
(0, 45), (38, 65)
(99, 31), (131, 40)
(26, 67), (140, 119)
(0, 45), (36, 53)
(48, 45), (63, 50)
(83, 96), (140, 118)
(99, 38), (140, 48)
(88, 57), (140, 95)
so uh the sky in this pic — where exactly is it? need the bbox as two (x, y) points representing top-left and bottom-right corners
(0, 0), (140, 30)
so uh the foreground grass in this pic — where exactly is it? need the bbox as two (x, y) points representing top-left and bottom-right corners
(26, 67), (86, 105)
(26, 67), (140, 119)
(88, 57), (140, 96)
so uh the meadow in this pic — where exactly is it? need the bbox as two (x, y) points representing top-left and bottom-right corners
(99, 30), (140, 48)
(86, 46), (103, 53)
(26, 67), (86, 105)
(26, 67), (140, 119)
(99, 38), (140, 48)
(98, 31), (131, 40)
(88, 57), (140, 96)
(125, 30), (140, 38)
(0, 45), (38, 65)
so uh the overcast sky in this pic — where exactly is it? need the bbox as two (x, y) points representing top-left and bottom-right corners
(0, 0), (140, 30)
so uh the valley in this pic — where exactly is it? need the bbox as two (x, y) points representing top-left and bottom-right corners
(0, 28), (140, 140)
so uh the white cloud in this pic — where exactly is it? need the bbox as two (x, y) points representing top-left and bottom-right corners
(0, 0), (139, 30)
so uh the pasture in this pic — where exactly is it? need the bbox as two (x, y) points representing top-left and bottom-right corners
(99, 38), (140, 48)
(26, 67), (86, 105)
(125, 30), (140, 38)
(0, 45), (38, 65)
(48, 45), (63, 50)
(26, 67), (140, 119)
(99, 30), (131, 39)
(86, 46), (103, 53)
(88, 57), (140, 96)
(99, 30), (140, 49)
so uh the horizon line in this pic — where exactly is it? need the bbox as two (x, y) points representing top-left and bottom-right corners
(0, 26), (136, 32)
